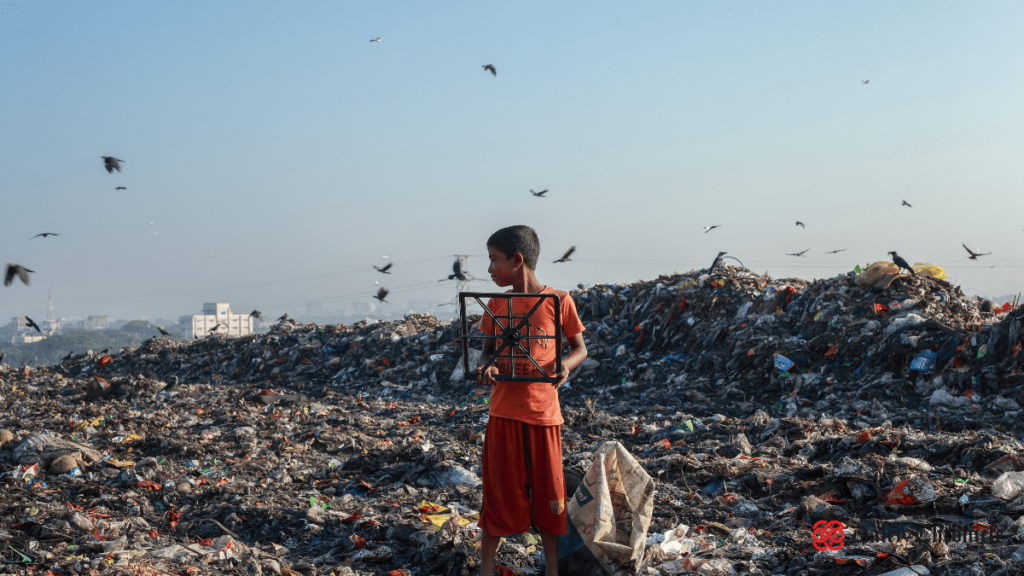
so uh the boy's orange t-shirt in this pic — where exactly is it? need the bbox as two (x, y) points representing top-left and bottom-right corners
(478, 287), (585, 426)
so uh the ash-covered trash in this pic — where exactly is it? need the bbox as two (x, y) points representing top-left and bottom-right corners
(1, 266), (1023, 575)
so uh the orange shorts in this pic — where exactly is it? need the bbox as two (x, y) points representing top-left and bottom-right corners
(479, 415), (567, 537)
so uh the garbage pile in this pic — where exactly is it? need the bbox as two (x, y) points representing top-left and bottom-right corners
(3, 264), (1024, 576)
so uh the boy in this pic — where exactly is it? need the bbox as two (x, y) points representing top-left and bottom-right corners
(475, 225), (588, 576)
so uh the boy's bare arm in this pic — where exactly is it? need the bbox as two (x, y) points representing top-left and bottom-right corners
(554, 333), (588, 387)
(476, 338), (499, 386)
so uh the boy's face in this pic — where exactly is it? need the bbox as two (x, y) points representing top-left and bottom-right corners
(487, 245), (521, 287)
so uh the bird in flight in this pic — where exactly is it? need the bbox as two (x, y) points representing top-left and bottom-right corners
(375, 287), (389, 303)
(553, 246), (576, 263)
(902, 200), (912, 208)
(102, 156), (124, 173)
(888, 251), (916, 275)
(249, 310), (262, 320)
(156, 326), (172, 336)
(5, 264), (33, 287)
(24, 316), (41, 333)
(448, 258), (467, 281)
(862, 80), (870, 84)
(786, 249), (809, 258)
(825, 249), (847, 254)
(963, 244), (991, 260)
(708, 251), (726, 273)
(795, 221), (805, 228)
(30, 233), (58, 239)
(482, 64), (496, 76)
(374, 263), (393, 274)
(530, 189), (548, 197)
(116, 186), (126, 190)
(370, 37), (382, 42)
(704, 225), (721, 233)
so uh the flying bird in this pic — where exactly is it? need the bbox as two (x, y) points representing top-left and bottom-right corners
(708, 251), (726, 273)
(4, 264), (33, 287)
(101, 156), (124, 173)
(704, 225), (721, 233)
(902, 200), (912, 208)
(448, 259), (467, 281)
(553, 246), (576, 263)
(115, 186), (126, 190)
(156, 326), (171, 336)
(30, 233), (58, 239)
(795, 221), (805, 228)
(862, 80), (870, 84)
(250, 310), (262, 320)
(374, 263), (393, 274)
(786, 249), (809, 258)
(482, 64), (496, 76)
(530, 189), (548, 197)
(370, 37), (382, 42)
(888, 251), (916, 275)
(962, 244), (991, 260)
(375, 287), (389, 303)
(24, 316), (41, 333)
(825, 249), (847, 254)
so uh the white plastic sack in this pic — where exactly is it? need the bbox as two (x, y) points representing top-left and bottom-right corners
(992, 472), (1024, 500)
(567, 441), (655, 576)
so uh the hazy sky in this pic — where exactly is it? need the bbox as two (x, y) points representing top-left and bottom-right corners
(1, 1), (1022, 322)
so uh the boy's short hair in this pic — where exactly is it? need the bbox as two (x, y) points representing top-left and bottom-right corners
(487, 225), (540, 270)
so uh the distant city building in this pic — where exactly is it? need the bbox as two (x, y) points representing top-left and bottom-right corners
(9, 317), (45, 344)
(85, 315), (110, 330)
(189, 303), (253, 338)
(306, 302), (324, 316)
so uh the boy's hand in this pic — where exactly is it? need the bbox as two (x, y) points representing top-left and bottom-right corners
(476, 365), (500, 387)
(553, 365), (571, 388)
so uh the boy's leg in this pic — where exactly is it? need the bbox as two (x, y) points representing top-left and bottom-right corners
(480, 529), (500, 576)
(539, 530), (560, 576)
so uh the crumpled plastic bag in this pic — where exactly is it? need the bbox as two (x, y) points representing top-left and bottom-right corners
(855, 262), (903, 288)
(566, 441), (655, 575)
(913, 263), (947, 281)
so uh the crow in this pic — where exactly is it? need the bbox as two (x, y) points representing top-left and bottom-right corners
(370, 37), (382, 42)
(25, 316), (42, 333)
(530, 189), (548, 197)
(708, 251), (726, 273)
(795, 221), (805, 228)
(375, 287), (389, 303)
(448, 259), (467, 281)
(100, 347), (111, 355)
(888, 251), (916, 275)
(902, 200), (912, 208)
(61, 351), (73, 363)
(553, 246), (576, 263)
(250, 310), (262, 320)
(786, 249), (809, 258)
(482, 64), (496, 76)
(862, 80), (870, 84)
(30, 233), (58, 239)
(156, 326), (172, 336)
(825, 249), (847, 254)
(0, 353), (5, 364)
(101, 156), (124, 173)
(115, 186), (126, 190)
(374, 263), (393, 274)
(703, 225), (721, 233)
(277, 313), (290, 322)
(208, 323), (225, 335)
(963, 244), (991, 260)
(4, 264), (33, 287)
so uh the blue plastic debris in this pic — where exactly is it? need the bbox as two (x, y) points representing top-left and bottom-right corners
(773, 353), (795, 372)
(908, 351), (938, 373)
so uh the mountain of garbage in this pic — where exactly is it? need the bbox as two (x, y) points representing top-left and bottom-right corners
(3, 264), (1024, 576)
